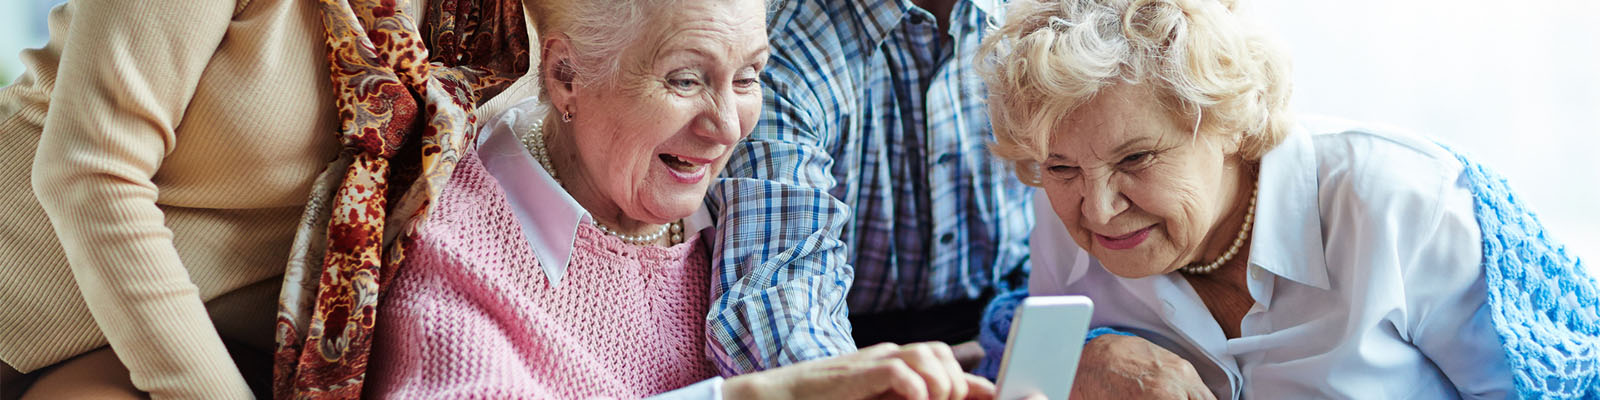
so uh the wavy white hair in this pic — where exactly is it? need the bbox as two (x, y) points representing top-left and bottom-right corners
(977, 0), (1293, 184)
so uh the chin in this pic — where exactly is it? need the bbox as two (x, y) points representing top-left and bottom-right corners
(1098, 256), (1172, 279)
(642, 190), (707, 222)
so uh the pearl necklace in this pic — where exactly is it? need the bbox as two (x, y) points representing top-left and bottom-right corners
(1179, 182), (1257, 275)
(518, 119), (683, 246)
(596, 220), (683, 245)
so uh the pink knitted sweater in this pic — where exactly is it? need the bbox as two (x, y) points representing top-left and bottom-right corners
(366, 155), (719, 398)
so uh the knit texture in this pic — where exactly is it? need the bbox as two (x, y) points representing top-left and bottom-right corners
(0, 0), (335, 396)
(1451, 149), (1600, 398)
(366, 155), (719, 398)
(974, 285), (1025, 380)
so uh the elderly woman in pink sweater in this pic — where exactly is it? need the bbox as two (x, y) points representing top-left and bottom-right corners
(364, 0), (996, 399)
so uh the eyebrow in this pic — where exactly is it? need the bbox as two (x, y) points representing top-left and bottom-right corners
(1110, 137), (1155, 155)
(660, 40), (770, 66)
(660, 46), (714, 63)
(746, 44), (771, 63)
(1046, 137), (1156, 164)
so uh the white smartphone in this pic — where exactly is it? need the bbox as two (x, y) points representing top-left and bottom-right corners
(994, 295), (1095, 400)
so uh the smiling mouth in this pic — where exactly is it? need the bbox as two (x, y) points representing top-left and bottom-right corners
(659, 154), (705, 172)
(1095, 225), (1154, 250)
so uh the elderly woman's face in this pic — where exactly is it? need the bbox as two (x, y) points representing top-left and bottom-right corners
(568, 0), (767, 223)
(1040, 84), (1247, 278)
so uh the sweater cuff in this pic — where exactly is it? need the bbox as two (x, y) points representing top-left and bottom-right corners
(1085, 326), (1135, 342)
(648, 376), (724, 400)
(973, 286), (1029, 380)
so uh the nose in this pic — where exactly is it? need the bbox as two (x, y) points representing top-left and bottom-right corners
(1080, 176), (1128, 226)
(695, 87), (743, 146)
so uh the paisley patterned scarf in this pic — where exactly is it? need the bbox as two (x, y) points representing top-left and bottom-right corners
(272, 0), (528, 398)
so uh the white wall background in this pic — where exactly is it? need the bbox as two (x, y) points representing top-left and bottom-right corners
(1, 0), (66, 86)
(2, 0), (1595, 269)
(1243, 1), (1599, 271)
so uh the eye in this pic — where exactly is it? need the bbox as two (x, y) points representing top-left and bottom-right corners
(1044, 164), (1080, 180)
(669, 78), (699, 90)
(1117, 151), (1155, 169)
(667, 74), (702, 92)
(733, 67), (761, 89)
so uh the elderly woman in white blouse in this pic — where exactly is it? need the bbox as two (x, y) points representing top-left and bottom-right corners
(973, 0), (1598, 398)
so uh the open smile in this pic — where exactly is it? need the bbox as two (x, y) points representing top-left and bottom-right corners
(659, 153), (712, 183)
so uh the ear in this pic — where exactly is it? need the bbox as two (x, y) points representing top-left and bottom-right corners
(541, 34), (579, 114)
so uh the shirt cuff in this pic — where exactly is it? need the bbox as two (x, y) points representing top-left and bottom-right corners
(648, 376), (725, 400)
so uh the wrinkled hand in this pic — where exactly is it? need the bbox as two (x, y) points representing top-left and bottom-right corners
(724, 342), (997, 400)
(1071, 334), (1214, 400)
(951, 340), (985, 372)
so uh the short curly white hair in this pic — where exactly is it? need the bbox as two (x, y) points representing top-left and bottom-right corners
(977, 0), (1292, 184)
(525, 0), (674, 97)
(525, 0), (771, 109)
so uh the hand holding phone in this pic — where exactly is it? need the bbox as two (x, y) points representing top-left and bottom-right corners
(994, 295), (1094, 400)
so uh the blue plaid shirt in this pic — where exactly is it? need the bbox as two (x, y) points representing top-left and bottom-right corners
(706, 0), (1034, 374)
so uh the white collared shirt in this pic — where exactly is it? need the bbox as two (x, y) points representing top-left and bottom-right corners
(1031, 115), (1516, 399)
(475, 97), (715, 288)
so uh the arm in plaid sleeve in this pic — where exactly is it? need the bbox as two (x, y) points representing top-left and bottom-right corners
(704, 52), (859, 375)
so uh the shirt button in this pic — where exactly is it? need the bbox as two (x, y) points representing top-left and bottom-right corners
(1249, 267), (1263, 280)
(939, 232), (955, 244)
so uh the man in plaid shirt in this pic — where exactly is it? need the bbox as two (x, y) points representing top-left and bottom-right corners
(705, 0), (1033, 375)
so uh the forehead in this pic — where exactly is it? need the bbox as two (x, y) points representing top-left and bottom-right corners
(647, 0), (768, 59)
(1050, 84), (1186, 159)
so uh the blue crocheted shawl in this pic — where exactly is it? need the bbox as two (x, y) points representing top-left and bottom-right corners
(1452, 150), (1599, 398)
(974, 150), (1600, 398)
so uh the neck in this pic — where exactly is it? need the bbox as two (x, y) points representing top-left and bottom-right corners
(911, 0), (957, 31)
(541, 118), (663, 236)
(1197, 161), (1259, 265)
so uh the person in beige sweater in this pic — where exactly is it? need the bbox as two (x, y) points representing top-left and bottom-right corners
(0, 0), (339, 397)
(0, 0), (547, 396)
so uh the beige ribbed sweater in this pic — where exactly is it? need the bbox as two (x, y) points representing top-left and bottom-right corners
(0, 0), (339, 397)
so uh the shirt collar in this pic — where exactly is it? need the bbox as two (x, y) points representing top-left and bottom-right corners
(966, 0), (999, 23)
(475, 97), (716, 288)
(1248, 124), (1332, 290)
(849, 0), (998, 50)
